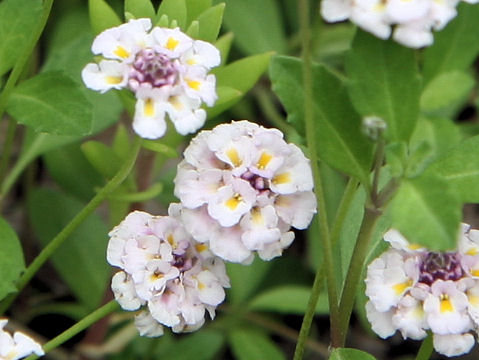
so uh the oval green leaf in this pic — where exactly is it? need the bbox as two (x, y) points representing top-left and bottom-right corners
(7, 71), (93, 136)
(0, 217), (25, 301)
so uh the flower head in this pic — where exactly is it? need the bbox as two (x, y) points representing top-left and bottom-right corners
(107, 210), (230, 336)
(365, 224), (479, 357)
(173, 121), (317, 263)
(320, 0), (476, 48)
(0, 320), (44, 360)
(82, 19), (220, 139)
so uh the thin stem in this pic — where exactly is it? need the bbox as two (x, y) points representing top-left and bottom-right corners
(370, 137), (386, 206)
(415, 333), (433, 360)
(0, 0), (54, 125)
(0, 118), (17, 184)
(294, 0), (341, 357)
(0, 137), (142, 314)
(25, 301), (120, 360)
(337, 206), (381, 345)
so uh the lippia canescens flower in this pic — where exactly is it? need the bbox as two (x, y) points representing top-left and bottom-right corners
(365, 224), (479, 357)
(172, 120), (317, 264)
(82, 18), (220, 139)
(107, 211), (230, 336)
(321, 0), (478, 48)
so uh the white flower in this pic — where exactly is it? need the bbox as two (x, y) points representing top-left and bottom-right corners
(365, 249), (417, 312)
(392, 295), (428, 340)
(0, 320), (44, 360)
(321, 0), (471, 48)
(365, 225), (479, 357)
(82, 19), (220, 139)
(423, 280), (472, 335)
(107, 210), (230, 336)
(173, 121), (317, 263)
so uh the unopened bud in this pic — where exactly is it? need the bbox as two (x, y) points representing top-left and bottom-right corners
(362, 116), (387, 141)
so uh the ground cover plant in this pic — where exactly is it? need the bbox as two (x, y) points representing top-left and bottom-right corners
(1, 0), (479, 359)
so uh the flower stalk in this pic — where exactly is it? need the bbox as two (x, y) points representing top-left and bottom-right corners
(25, 300), (119, 360)
(294, 0), (341, 357)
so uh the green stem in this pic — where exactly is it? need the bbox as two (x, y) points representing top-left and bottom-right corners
(25, 301), (120, 360)
(415, 333), (433, 360)
(337, 206), (381, 346)
(0, 137), (142, 314)
(0, 0), (54, 124)
(0, 118), (17, 184)
(370, 137), (386, 206)
(294, 0), (341, 357)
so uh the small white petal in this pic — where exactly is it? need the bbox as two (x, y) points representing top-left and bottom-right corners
(111, 272), (143, 311)
(366, 301), (397, 338)
(134, 311), (164, 337)
(321, 0), (352, 21)
(433, 333), (475, 357)
(133, 97), (168, 139)
(81, 61), (128, 93)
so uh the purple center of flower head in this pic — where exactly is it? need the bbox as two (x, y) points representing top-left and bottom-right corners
(418, 251), (464, 285)
(241, 170), (269, 192)
(128, 48), (178, 91)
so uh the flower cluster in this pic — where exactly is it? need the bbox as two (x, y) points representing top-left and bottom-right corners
(173, 120), (317, 264)
(0, 320), (44, 360)
(365, 224), (479, 357)
(82, 18), (220, 139)
(107, 210), (230, 336)
(321, 0), (478, 48)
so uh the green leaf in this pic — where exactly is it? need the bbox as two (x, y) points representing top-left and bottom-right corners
(125, 0), (156, 20)
(329, 348), (377, 360)
(215, 32), (234, 65)
(112, 125), (132, 160)
(388, 173), (461, 251)
(157, 0), (187, 29)
(7, 71), (93, 136)
(186, 20), (199, 38)
(346, 30), (421, 142)
(44, 144), (104, 201)
(88, 0), (122, 35)
(195, 3), (225, 42)
(142, 140), (178, 157)
(229, 329), (286, 360)
(423, 3), (479, 83)
(207, 86), (243, 118)
(428, 135), (479, 203)
(226, 257), (272, 304)
(0, 0), (43, 76)
(214, 52), (272, 93)
(0, 217), (25, 301)
(420, 71), (474, 113)
(185, 0), (211, 25)
(270, 55), (373, 182)
(108, 183), (163, 202)
(27, 188), (110, 309)
(410, 117), (461, 160)
(249, 286), (328, 314)
(220, 0), (286, 55)
(81, 141), (123, 179)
